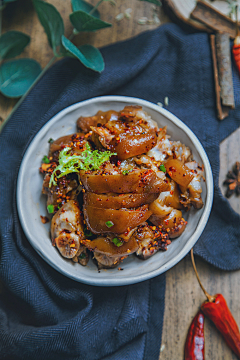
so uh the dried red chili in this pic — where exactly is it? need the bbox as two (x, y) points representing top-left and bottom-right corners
(185, 311), (205, 360)
(201, 294), (240, 358)
(191, 249), (240, 358)
(232, 5), (240, 76)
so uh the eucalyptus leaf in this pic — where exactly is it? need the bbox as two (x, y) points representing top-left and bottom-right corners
(70, 10), (111, 32)
(0, 59), (41, 98)
(33, 0), (64, 54)
(0, 31), (30, 60)
(61, 35), (104, 72)
(71, 0), (100, 18)
(138, 0), (161, 5)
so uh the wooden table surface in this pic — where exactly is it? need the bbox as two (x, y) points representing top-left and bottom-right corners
(1, 1), (240, 359)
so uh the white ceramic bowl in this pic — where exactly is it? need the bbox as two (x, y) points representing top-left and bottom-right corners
(17, 96), (213, 286)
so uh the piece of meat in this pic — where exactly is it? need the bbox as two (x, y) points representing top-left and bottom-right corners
(83, 192), (159, 209)
(42, 173), (80, 209)
(77, 110), (119, 133)
(83, 204), (152, 234)
(48, 133), (87, 162)
(72, 246), (89, 266)
(147, 127), (192, 163)
(51, 200), (84, 259)
(93, 252), (123, 269)
(150, 209), (187, 239)
(135, 224), (169, 259)
(180, 161), (204, 210)
(83, 235), (139, 257)
(165, 159), (194, 189)
(156, 180), (182, 210)
(90, 105), (158, 160)
(79, 169), (169, 194)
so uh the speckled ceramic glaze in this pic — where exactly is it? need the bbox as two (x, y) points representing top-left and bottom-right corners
(17, 96), (213, 286)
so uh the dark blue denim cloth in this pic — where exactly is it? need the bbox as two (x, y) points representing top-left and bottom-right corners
(0, 23), (240, 360)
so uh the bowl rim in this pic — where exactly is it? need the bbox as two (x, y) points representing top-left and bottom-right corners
(17, 95), (214, 286)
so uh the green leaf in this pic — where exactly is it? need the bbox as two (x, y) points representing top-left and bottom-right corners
(61, 36), (105, 72)
(0, 59), (41, 98)
(0, 31), (30, 60)
(138, 0), (161, 5)
(32, 0), (64, 54)
(70, 10), (111, 32)
(71, 0), (100, 18)
(49, 142), (114, 186)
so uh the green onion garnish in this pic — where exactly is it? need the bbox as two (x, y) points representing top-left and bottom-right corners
(42, 155), (50, 164)
(79, 253), (86, 259)
(47, 204), (54, 214)
(84, 227), (93, 237)
(112, 237), (123, 247)
(48, 138), (54, 144)
(160, 164), (166, 173)
(105, 221), (114, 228)
(122, 170), (129, 175)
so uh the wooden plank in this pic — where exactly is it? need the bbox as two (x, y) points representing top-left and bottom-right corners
(161, 256), (240, 360)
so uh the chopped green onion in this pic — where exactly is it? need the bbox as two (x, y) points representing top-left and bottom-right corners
(160, 164), (166, 173)
(105, 221), (114, 228)
(112, 237), (123, 247)
(49, 143), (116, 187)
(47, 204), (54, 214)
(122, 170), (129, 175)
(48, 138), (54, 144)
(84, 227), (93, 237)
(42, 155), (50, 164)
(79, 253), (86, 259)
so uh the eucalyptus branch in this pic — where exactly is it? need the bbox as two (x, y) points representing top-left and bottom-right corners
(0, 0), (113, 132)
(0, 55), (56, 132)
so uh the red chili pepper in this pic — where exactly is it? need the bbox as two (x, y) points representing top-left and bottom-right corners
(232, 39), (240, 74)
(233, 5), (240, 75)
(201, 294), (240, 359)
(185, 311), (205, 360)
(190, 249), (240, 358)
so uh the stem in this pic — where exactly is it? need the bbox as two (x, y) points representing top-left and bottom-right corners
(190, 248), (215, 303)
(68, 32), (75, 41)
(89, 0), (104, 15)
(0, 55), (57, 133)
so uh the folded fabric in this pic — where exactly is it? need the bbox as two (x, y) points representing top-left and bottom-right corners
(0, 23), (240, 360)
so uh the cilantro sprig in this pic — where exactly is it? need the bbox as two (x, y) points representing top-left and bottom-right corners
(49, 143), (116, 187)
